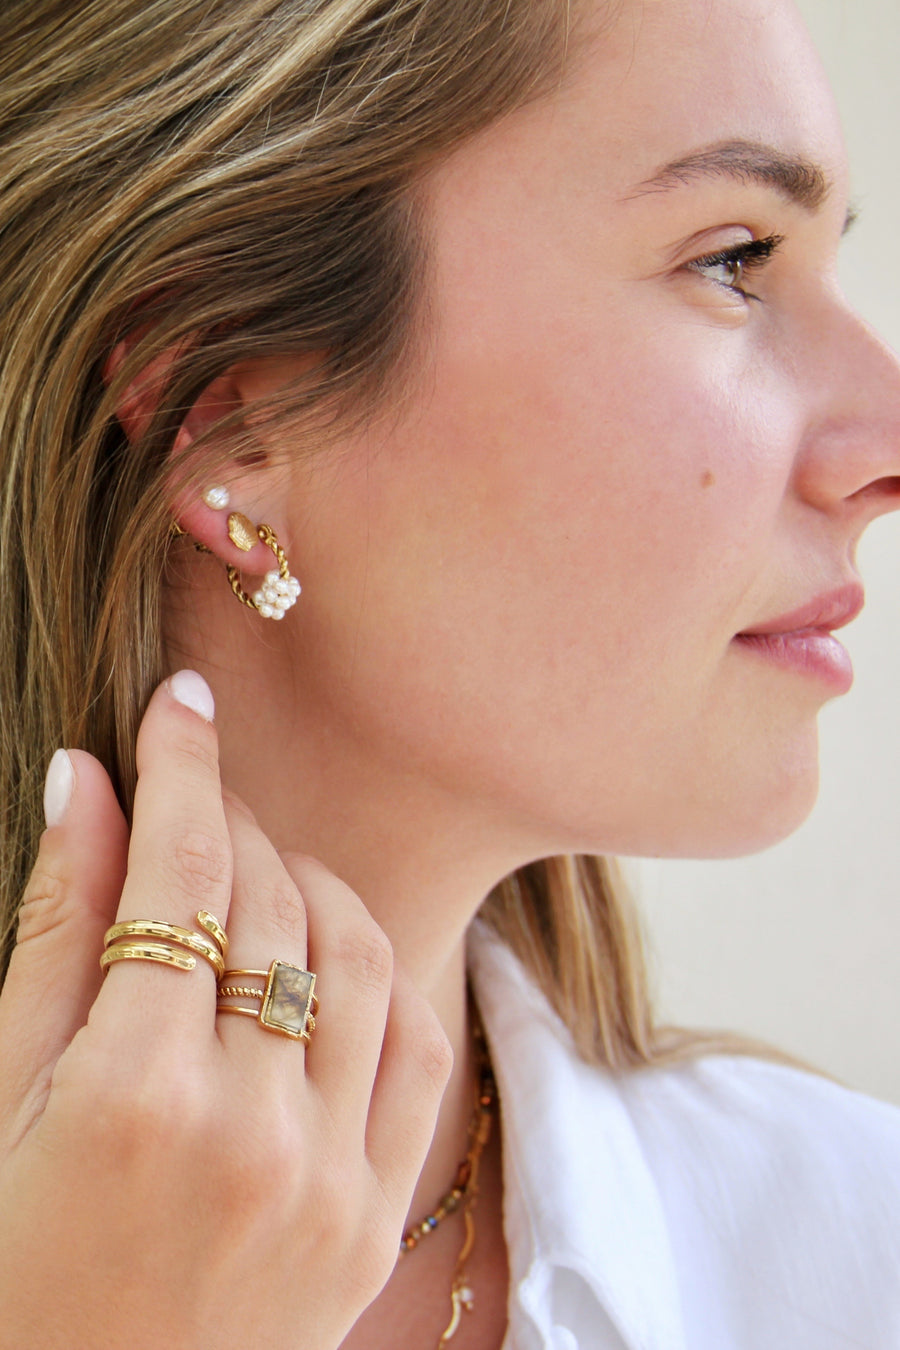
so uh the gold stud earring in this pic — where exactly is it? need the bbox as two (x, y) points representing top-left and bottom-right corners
(226, 519), (301, 620)
(226, 512), (258, 552)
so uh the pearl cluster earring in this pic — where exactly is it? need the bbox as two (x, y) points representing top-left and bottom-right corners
(199, 485), (302, 621)
(251, 565), (302, 620)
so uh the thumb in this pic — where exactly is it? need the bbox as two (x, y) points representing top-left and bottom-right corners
(0, 749), (129, 1145)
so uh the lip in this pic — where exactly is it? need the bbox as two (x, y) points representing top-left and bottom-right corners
(736, 582), (865, 638)
(732, 582), (864, 693)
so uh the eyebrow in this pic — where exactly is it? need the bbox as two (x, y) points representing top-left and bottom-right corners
(628, 139), (832, 213)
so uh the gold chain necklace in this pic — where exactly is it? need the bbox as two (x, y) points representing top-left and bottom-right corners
(396, 1017), (496, 1347)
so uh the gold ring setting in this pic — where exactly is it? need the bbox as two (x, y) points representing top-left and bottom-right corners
(216, 961), (318, 1042)
(99, 911), (317, 1044)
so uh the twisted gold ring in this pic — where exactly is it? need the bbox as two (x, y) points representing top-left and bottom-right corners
(101, 910), (228, 977)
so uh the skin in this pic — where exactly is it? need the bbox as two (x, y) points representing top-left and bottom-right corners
(2, 0), (900, 1347)
(171, 0), (900, 1009)
(175, 0), (900, 896)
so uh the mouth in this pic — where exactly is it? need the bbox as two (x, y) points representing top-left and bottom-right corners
(732, 582), (864, 692)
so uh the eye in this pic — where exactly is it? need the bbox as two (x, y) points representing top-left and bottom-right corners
(687, 234), (784, 300)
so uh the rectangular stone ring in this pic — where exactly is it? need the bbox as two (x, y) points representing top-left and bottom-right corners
(216, 962), (318, 1041)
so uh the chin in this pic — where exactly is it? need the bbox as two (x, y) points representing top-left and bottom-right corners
(568, 731), (823, 862)
(672, 750), (822, 861)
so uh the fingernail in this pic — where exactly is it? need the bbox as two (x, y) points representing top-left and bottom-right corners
(167, 669), (215, 722)
(44, 749), (74, 827)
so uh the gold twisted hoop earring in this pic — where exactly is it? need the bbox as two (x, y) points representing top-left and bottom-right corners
(226, 516), (301, 620)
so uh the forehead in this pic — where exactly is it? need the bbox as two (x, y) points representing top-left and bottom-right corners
(563, 0), (846, 192)
(428, 0), (847, 215)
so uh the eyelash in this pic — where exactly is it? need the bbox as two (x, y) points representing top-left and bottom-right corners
(687, 234), (785, 300)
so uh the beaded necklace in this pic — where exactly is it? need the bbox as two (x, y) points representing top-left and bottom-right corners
(397, 1017), (496, 1346)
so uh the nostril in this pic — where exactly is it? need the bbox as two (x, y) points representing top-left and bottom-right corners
(848, 475), (900, 503)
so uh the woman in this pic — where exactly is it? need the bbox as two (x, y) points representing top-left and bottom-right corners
(0, 0), (898, 1345)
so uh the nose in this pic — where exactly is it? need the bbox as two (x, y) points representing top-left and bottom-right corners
(793, 297), (900, 528)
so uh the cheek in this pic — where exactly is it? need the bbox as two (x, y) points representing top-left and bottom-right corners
(409, 155), (799, 652)
(302, 278), (813, 857)
(413, 308), (794, 660)
(335, 316), (795, 744)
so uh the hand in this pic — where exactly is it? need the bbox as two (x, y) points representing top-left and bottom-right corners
(0, 672), (451, 1350)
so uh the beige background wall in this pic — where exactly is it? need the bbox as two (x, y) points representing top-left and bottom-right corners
(633, 0), (900, 1106)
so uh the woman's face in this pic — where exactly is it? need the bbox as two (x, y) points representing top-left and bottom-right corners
(278, 0), (900, 861)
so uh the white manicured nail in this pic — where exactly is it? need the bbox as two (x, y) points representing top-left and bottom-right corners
(167, 669), (215, 722)
(44, 749), (74, 827)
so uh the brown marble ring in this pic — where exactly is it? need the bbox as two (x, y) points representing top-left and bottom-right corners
(215, 961), (318, 1042)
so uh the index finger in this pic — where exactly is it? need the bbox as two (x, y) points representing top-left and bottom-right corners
(93, 671), (231, 1036)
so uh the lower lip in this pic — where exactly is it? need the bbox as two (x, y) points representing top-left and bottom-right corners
(732, 630), (854, 692)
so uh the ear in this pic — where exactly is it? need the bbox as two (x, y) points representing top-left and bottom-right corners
(103, 339), (294, 577)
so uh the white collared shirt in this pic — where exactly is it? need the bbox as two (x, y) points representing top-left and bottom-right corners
(468, 924), (900, 1350)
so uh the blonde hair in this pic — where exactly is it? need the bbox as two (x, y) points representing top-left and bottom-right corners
(0, 0), (773, 1070)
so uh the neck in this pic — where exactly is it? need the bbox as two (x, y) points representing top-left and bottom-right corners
(165, 590), (528, 1229)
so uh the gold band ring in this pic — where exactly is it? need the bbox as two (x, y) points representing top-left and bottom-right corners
(100, 940), (198, 973)
(216, 961), (318, 1042)
(101, 911), (228, 978)
(196, 909), (229, 960)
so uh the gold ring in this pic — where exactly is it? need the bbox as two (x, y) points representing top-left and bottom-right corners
(100, 940), (198, 973)
(101, 911), (228, 978)
(216, 961), (317, 1042)
(196, 910), (229, 960)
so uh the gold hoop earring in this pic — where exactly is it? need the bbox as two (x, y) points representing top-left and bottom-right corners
(226, 517), (301, 620)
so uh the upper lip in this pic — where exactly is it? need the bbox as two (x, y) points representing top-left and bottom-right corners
(737, 582), (865, 637)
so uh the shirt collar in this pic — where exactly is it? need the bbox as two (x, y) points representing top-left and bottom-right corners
(468, 922), (687, 1350)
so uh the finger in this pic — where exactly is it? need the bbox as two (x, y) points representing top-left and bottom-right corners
(365, 966), (452, 1198)
(0, 750), (128, 1143)
(214, 794), (309, 1073)
(282, 854), (394, 1128)
(93, 670), (229, 1035)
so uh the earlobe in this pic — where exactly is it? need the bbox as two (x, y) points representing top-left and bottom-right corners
(172, 509), (302, 621)
(104, 344), (276, 573)
(168, 409), (301, 619)
(104, 331), (303, 608)
(165, 366), (266, 558)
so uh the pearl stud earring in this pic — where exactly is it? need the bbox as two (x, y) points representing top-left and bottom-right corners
(202, 485), (231, 511)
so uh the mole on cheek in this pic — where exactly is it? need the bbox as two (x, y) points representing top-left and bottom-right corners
(701, 470), (716, 488)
